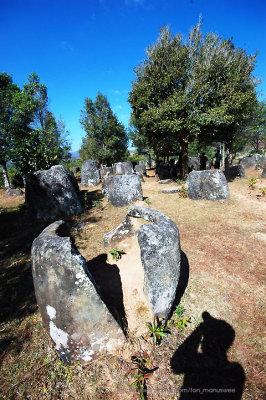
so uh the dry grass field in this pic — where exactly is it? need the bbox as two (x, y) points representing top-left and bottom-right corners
(0, 168), (265, 399)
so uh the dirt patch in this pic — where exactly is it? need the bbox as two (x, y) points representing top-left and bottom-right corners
(108, 234), (153, 337)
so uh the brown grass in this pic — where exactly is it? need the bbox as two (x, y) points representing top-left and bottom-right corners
(0, 169), (265, 399)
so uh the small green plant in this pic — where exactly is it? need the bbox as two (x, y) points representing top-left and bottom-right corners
(126, 357), (155, 400)
(175, 305), (185, 318)
(249, 178), (257, 189)
(173, 305), (191, 330)
(259, 187), (266, 196)
(178, 184), (188, 198)
(144, 197), (151, 205)
(146, 317), (168, 344)
(108, 248), (125, 261)
(92, 199), (102, 208)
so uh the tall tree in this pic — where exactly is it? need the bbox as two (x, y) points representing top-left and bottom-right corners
(13, 73), (70, 174)
(240, 100), (266, 153)
(0, 73), (33, 188)
(0, 72), (71, 186)
(80, 92), (128, 165)
(128, 22), (258, 177)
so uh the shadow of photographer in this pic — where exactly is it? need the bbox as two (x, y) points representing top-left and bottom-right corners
(171, 311), (245, 399)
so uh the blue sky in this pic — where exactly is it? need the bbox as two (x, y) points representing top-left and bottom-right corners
(1, 0), (266, 152)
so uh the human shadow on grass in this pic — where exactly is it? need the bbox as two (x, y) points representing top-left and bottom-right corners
(86, 254), (127, 333)
(0, 206), (47, 323)
(171, 311), (245, 400)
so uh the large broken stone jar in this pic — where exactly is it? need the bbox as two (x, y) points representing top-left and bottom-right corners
(31, 221), (125, 365)
(104, 206), (181, 321)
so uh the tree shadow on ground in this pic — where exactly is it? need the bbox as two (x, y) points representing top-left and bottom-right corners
(86, 254), (127, 332)
(0, 205), (47, 323)
(169, 250), (190, 319)
(171, 311), (245, 399)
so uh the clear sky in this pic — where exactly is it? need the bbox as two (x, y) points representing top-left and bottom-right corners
(1, 0), (265, 152)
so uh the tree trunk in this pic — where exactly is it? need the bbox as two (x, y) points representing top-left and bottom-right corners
(180, 138), (189, 179)
(0, 161), (11, 190)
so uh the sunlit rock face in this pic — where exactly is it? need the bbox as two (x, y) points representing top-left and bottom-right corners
(187, 170), (230, 200)
(103, 174), (143, 207)
(25, 165), (82, 220)
(81, 159), (101, 187)
(113, 161), (134, 175)
(31, 221), (125, 365)
(104, 206), (181, 320)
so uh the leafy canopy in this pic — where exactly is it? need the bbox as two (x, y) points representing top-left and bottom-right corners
(80, 92), (128, 165)
(128, 21), (258, 162)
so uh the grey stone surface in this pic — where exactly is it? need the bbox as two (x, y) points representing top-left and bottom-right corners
(6, 188), (23, 196)
(102, 175), (114, 196)
(135, 172), (144, 182)
(225, 164), (245, 180)
(104, 206), (180, 319)
(102, 166), (113, 177)
(261, 168), (266, 178)
(113, 161), (133, 175)
(105, 174), (143, 207)
(25, 165), (82, 220)
(159, 186), (180, 194)
(240, 156), (256, 168)
(187, 170), (230, 200)
(256, 156), (266, 170)
(31, 221), (125, 365)
(188, 157), (200, 171)
(134, 164), (146, 176)
(81, 160), (101, 187)
(158, 179), (174, 184)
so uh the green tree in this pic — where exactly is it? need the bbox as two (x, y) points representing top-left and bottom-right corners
(128, 22), (258, 177)
(12, 73), (71, 174)
(240, 100), (266, 153)
(0, 72), (33, 188)
(0, 72), (71, 184)
(80, 92), (128, 165)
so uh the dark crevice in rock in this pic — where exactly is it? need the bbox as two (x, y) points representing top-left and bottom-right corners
(86, 254), (128, 334)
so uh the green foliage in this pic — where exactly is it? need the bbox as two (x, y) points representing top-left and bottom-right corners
(188, 139), (215, 159)
(172, 305), (191, 330)
(128, 21), (258, 172)
(146, 317), (168, 344)
(240, 100), (266, 153)
(0, 72), (71, 179)
(144, 197), (151, 205)
(249, 178), (257, 189)
(108, 248), (125, 261)
(126, 356), (155, 400)
(127, 154), (146, 163)
(91, 199), (103, 208)
(62, 158), (82, 171)
(80, 92), (128, 165)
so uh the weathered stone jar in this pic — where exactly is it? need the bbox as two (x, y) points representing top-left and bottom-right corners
(31, 221), (125, 365)
(25, 165), (82, 220)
